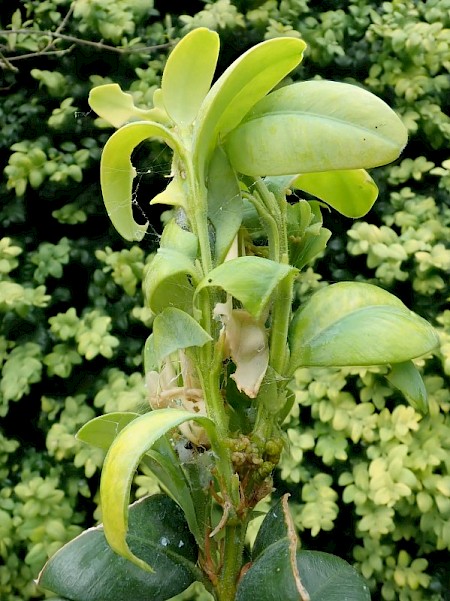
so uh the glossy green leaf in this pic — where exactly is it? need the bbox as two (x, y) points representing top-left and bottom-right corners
(386, 360), (428, 412)
(241, 495), (369, 600)
(142, 439), (204, 548)
(88, 83), (167, 128)
(38, 495), (199, 601)
(237, 547), (371, 601)
(143, 248), (198, 314)
(153, 307), (212, 363)
(100, 408), (219, 572)
(196, 257), (296, 318)
(194, 37), (306, 176)
(291, 169), (379, 218)
(289, 282), (438, 372)
(252, 495), (292, 560)
(100, 121), (180, 241)
(77, 412), (139, 451)
(207, 146), (243, 263)
(224, 80), (408, 176)
(161, 28), (219, 126)
(244, 494), (311, 600)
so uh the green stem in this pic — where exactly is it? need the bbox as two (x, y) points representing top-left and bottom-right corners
(216, 521), (248, 601)
(182, 150), (252, 599)
(243, 190), (280, 261)
(269, 265), (295, 376)
(253, 180), (295, 439)
(253, 378), (279, 442)
(183, 153), (236, 502)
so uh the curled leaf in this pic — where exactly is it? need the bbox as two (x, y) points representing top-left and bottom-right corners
(386, 360), (428, 412)
(150, 176), (187, 210)
(100, 121), (180, 241)
(214, 298), (268, 398)
(89, 83), (167, 128)
(100, 408), (219, 572)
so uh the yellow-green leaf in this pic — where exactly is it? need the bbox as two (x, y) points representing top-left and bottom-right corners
(153, 307), (212, 363)
(194, 37), (306, 177)
(161, 28), (219, 126)
(225, 80), (408, 176)
(288, 282), (438, 372)
(291, 169), (379, 218)
(196, 257), (296, 319)
(100, 408), (218, 572)
(89, 83), (167, 128)
(386, 361), (428, 412)
(100, 121), (180, 241)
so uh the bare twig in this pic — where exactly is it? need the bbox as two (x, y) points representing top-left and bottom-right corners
(40, 2), (75, 53)
(0, 49), (19, 72)
(0, 28), (173, 58)
(2, 44), (75, 64)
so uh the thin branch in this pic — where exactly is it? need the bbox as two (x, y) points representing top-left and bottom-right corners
(2, 44), (75, 63)
(40, 2), (75, 53)
(0, 28), (173, 57)
(0, 49), (18, 72)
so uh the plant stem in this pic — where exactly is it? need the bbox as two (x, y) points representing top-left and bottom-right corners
(253, 378), (279, 442)
(269, 264), (295, 376)
(216, 521), (248, 601)
(183, 155), (237, 502)
(252, 180), (295, 440)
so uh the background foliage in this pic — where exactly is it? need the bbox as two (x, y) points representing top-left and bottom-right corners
(0, 1), (449, 600)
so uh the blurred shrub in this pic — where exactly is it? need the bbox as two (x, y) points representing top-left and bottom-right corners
(0, 1), (449, 600)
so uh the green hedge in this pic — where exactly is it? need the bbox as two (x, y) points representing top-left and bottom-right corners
(0, 1), (449, 600)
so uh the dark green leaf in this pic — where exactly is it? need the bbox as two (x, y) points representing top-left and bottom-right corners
(242, 495), (370, 600)
(252, 496), (290, 560)
(143, 438), (205, 549)
(38, 495), (199, 601)
(100, 409), (219, 571)
(237, 547), (371, 601)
